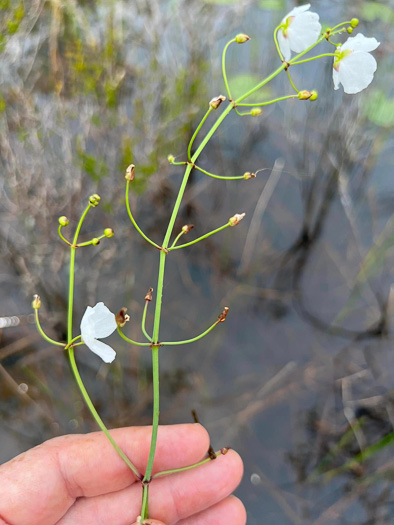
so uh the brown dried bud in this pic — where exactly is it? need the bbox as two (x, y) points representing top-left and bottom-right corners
(229, 213), (245, 226)
(243, 172), (256, 180)
(116, 307), (130, 327)
(145, 287), (154, 302)
(209, 95), (226, 110)
(32, 294), (41, 310)
(182, 224), (194, 234)
(221, 447), (230, 455)
(235, 33), (251, 44)
(298, 90), (312, 100)
(218, 306), (229, 323)
(125, 164), (135, 181)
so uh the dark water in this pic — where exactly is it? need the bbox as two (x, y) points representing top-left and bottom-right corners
(1, 1), (394, 523)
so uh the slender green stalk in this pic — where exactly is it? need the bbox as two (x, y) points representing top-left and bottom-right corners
(117, 326), (151, 347)
(68, 346), (141, 478)
(168, 223), (230, 251)
(152, 449), (226, 479)
(170, 230), (185, 249)
(68, 204), (91, 343)
(238, 94), (298, 107)
(222, 38), (236, 99)
(126, 181), (161, 250)
(141, 484), (149, 520)
(193, 164), (245, 180)
(77, 233), (106, 247)
(187, 107), (213, 161)
(58, 225), (72, 246)
(286, 70), (299, 93)
(34, 310), (65, 347)
(141, 301), (152, 341)
(273, 26), (284, 61)
(161, 320), (219, 346)
(169, 160), (188, 166)
(329, 21), (352, 32)
(291, 53), (336, 66)
(142, 346), (160, 484)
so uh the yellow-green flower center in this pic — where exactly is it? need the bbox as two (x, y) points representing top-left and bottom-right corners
(333, 48), (353, 70)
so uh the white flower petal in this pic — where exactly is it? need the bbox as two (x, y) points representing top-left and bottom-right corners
(84, 336), (116, 363)
(332, 67), (340, 90)
(337, 52), (377, 94)
(288, 14), (321, 53)
(283, 4), (311, 21)
(277, 29), (291, 61)
(81, 302), (117, 340)
(341, 33), (380, 53)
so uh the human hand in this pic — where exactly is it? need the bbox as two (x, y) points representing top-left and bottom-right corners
(0, 424), (245, 524)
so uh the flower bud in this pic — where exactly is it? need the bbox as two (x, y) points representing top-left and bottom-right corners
(235, 33), (250, 44)
(350, 18), (359, 28)
(92, 238), (100, 245)
(89, 194), (101, 206)
(347, 27), (353, 34)
(251, 108), (262, 117)
(218, 306), (229, 323)
(58, 216), (69, 227)
(298, 90), (312, 100)
(309, 90), (318, 101)
(209, 95), (226, 110)
(104, 228), (114, 238)
(221, 447), (229, 455)
(182, 224), (194, 234)
(32, 294), (41, 310)
(229, 212), (245, 226)
(145, 287), (154, 302)
(125, 164), (135, 181)
(244, 172), (256, 180)
(167, 155), (175, 164)
(116, 307), (130, 327)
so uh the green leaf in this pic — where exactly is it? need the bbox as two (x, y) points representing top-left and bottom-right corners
(364, 90), (394, 128)
(259, 0), (285, 11)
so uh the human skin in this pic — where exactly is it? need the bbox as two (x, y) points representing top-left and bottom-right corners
(0, 423), (246, 525)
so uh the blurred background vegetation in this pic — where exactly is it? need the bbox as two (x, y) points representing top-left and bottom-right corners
(1, 0), (394, 523)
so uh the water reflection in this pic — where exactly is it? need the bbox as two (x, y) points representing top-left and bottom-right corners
(1, 0), (394, 523)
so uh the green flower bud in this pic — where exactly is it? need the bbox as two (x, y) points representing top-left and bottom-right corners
(167, 155), (175, 164)
(235, 33), (250, 44)
(298, 90), (312, 100)
(104, 228), (114, 238)
(58, 216), (69, 227)
(125, 164), (135, 181)
(32, 294), (41, 310)
(182, 224), (194, 234)
(251, 108), (262, 117)
(209, 95), (226, 110)
(229, 213), (245, 226)
(89, 194), (101, 206)
(92, 238), (100, 245)
(347, 27), (353, 34)
(350, 18), (359, 28)
(309, 90), (318, 101)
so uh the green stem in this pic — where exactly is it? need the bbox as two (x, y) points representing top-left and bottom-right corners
(141, 301), (152, 341)
(237, 94), (298, 107)
(152, 449), (225, 479)
(187, 107), (213, 161)
(329, 21), (352, 32)
(170, 230), (185, 249)
(168, 223), (230, 251)
(68, 346), (141, 478)
(143, 346), (160, 483)
(161, 320), (219, 346)
(141, 484), (149, 520)
(193, 164), (245, 180)
(222, 38), (236, 99)
(286, 70), (299, 93)
(117, 326), (151, 347)
(58, 225), (72, 246)
(273, 25), (284, 61)
(126, 181), (161, 250)
(34, 309), (65, 347)
(291, 53), (336, 65)
(68, 204), (91, 343)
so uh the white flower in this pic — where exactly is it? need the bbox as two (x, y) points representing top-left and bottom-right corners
(277, 4), (321, 62)
(80, 302), (117, 363)
(333, 33), (380, 95)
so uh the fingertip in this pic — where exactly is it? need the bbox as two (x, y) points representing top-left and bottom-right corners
(227, 495), (247, 524)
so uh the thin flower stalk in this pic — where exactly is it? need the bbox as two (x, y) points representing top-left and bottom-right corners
(168, 223), (230, 251)
(117, 327), (152, 347)
(34, 309), (65, 347)
(193, 164), (246, 180)
(152, 448), (228, 479)
(161, 320), (220, 346)
(126, 181), (161, 250)
(141, 300), (152, 341)
(187, 106), (213, 161)
(222, 38), (236, 99)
